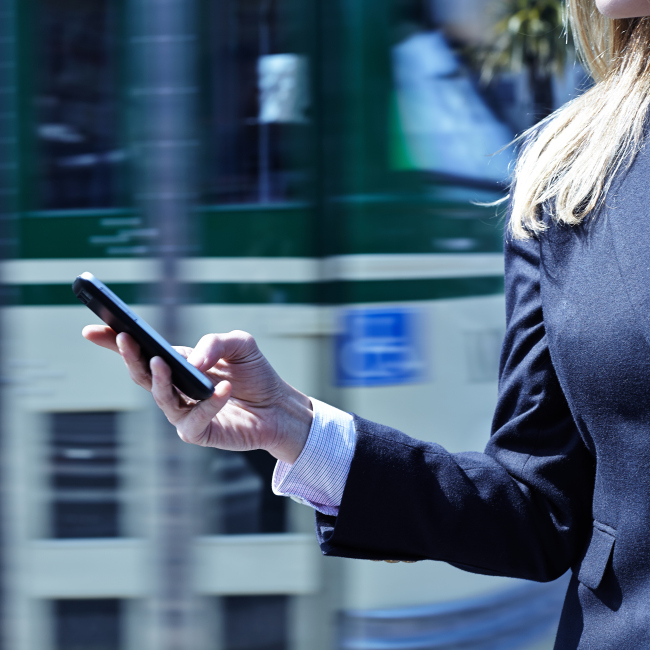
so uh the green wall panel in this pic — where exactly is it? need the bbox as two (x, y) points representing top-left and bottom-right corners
(198, 205), (316, 258)
(18, 211), (140, 259)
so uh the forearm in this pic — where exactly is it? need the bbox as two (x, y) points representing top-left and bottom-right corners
(316, 415), (593, 581)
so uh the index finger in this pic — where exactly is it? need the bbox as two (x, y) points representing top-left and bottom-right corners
(82, 324), (119, 352)
(187, 331), (258, 372)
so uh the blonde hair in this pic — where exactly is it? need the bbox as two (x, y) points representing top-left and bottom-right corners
(509, 2), (650, 239)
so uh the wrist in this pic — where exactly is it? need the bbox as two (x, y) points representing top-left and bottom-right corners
(267, 384), (313, 464)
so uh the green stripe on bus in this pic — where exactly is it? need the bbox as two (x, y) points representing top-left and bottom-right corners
(16, 199), (504, 259)
(329, 203), (504, 256)
(3, 277), (503, 307)
(198, 205), (316, 258)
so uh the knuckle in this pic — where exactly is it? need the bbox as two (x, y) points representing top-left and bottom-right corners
(232, 330), (256, 349)
(131, 366), (148, 383)
(125, 359), (147, 381)
(151, 383), (168, 406)
(199, 333), (220, 348)
(129, 372), (148, 390)
(151, 391), (165, 409)
(195, 334), (222, 362)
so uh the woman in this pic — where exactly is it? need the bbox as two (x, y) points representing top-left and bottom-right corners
(84, 1), (650, 646)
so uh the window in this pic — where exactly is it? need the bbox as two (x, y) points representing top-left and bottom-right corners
(389, 1), (513, 183)
(54, 599), (122, 650)
(49, 412), (120, 539)
(200, 0), (312, 204)
(222, 595), (288, 650)
(201, 449), (286, 535)
(33, 0), (124, 209)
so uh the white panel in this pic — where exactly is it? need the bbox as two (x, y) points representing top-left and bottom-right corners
(2, 253), (504, 284)
(194, 534), (320, 595)
(26, 539), (148, 598)
(23, 535), (320, 598)
(2, 259), (159, 284)
(322, 253), (504, 280)
(340, 556), (519, 610)
(0, 258), (320, 284)
(180, 258), (320, 283)
(2, 307), (146, 411)
(261, 305), (337, 336)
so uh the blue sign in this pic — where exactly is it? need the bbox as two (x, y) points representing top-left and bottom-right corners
(335, 307), (428, 387)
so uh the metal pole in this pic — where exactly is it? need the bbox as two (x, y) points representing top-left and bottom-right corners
(129, 0), (200, 647)
(0, 0), (18, 258)
(0, 0), (19, 646)
(258, 0), (272, 203)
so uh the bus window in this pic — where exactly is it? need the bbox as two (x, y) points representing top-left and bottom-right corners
(33, 0), (124, 210)
(200, 0), (313, 205)
(390, 0), (513, 184)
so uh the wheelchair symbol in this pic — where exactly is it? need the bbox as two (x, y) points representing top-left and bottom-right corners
(335, 309), (427, 387)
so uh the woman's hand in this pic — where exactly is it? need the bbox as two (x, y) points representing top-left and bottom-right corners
(82, 326), (312, 464)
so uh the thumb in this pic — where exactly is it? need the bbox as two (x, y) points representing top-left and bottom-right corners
(178, 381), (232, 444)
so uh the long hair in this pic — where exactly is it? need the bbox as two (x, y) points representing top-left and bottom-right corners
(509, 2), (650, 239)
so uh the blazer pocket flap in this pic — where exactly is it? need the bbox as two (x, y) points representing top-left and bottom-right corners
(578, 524), (615, 590)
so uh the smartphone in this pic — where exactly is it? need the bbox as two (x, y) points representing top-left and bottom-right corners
(73, 272), (215, 401)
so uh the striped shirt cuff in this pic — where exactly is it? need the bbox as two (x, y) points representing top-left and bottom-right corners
(272, 398), (355, 516)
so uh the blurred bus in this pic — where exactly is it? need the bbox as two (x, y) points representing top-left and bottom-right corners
(0, 0), (567, 649)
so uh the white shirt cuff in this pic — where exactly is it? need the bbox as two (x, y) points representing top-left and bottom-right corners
(272, 398), (355, 516)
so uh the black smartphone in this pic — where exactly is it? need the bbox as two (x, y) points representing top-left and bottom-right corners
(73, 272), (214, 401)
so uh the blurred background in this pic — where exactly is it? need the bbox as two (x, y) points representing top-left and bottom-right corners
(0, 0), (587, 648)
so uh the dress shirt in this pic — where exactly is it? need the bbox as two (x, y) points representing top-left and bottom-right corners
(272, 398), (355, 516)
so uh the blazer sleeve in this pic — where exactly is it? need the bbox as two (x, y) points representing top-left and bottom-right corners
(315, 233), (596, 582)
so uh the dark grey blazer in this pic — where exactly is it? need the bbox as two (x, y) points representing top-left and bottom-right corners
(314, 145), (650, 648)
